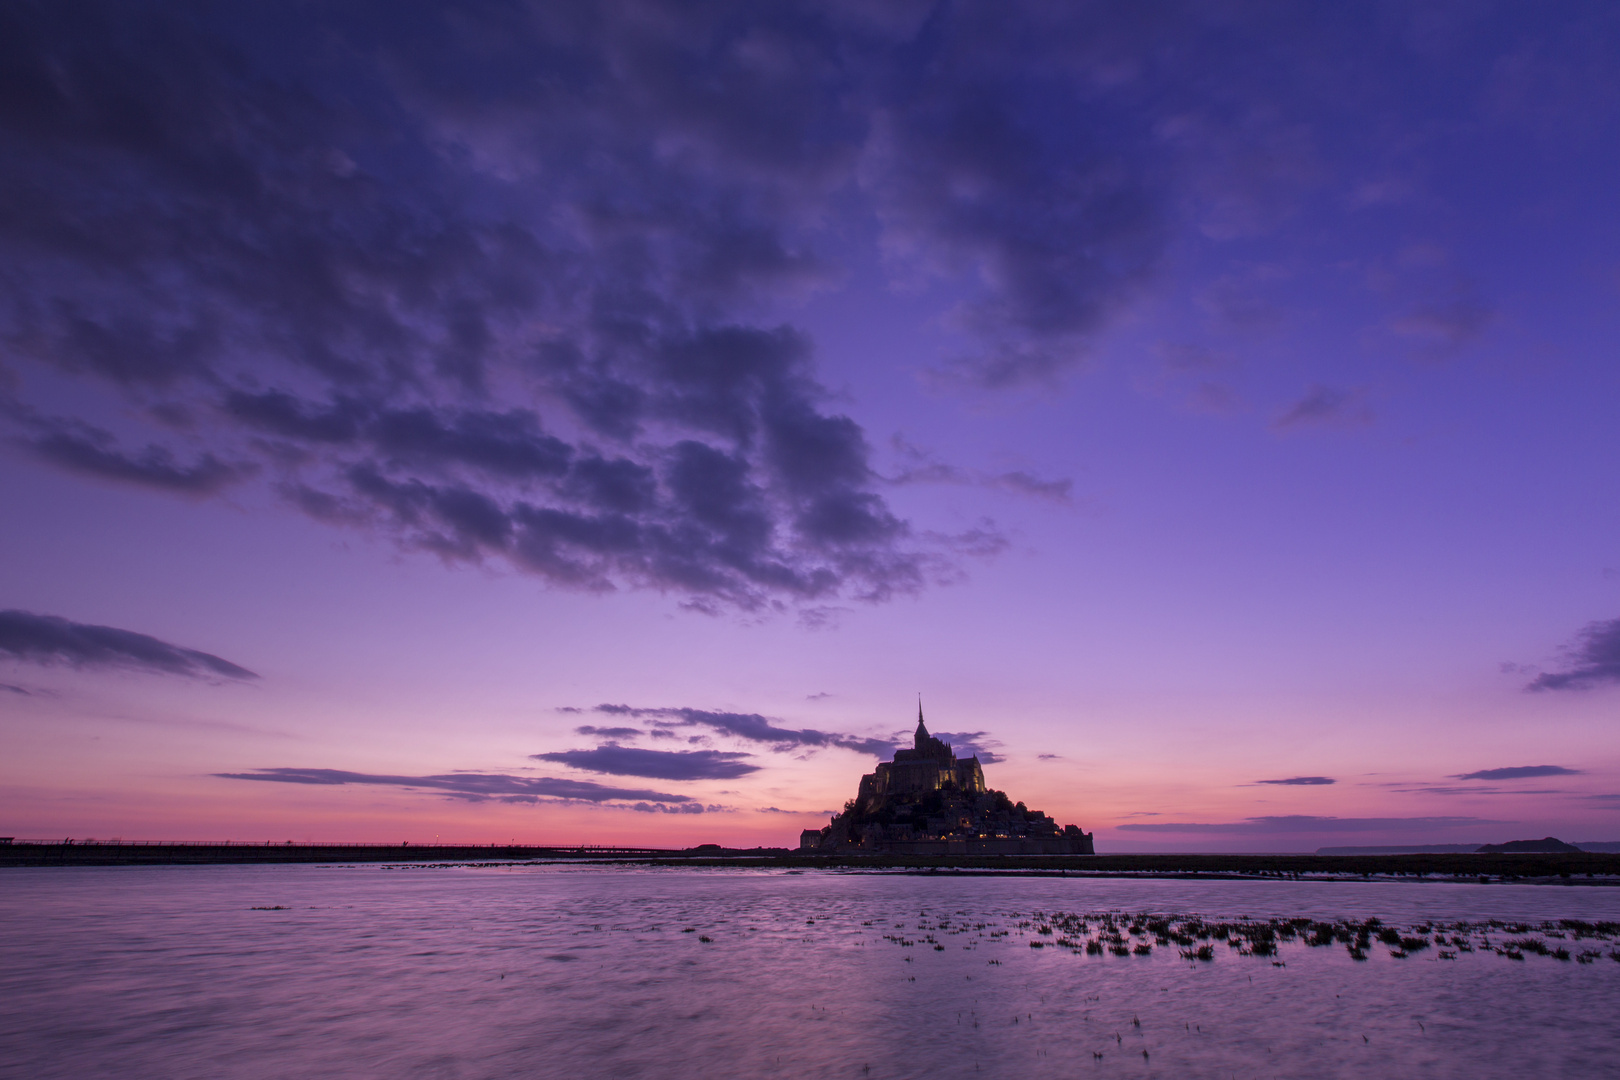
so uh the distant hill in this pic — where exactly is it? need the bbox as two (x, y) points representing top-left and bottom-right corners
(1475, 837), (1582, 853)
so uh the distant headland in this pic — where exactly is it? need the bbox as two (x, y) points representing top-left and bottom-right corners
(797, 705), (1094, 855)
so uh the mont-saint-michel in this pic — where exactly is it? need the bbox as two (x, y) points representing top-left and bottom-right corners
(799, 707), (1095, 855)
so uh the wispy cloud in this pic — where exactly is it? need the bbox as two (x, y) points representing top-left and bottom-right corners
(887, 436), (1072, 504)
(215, 767), (692, 805)
(0, 609), (257, 680)
(1526, 618), (1620, 691)
(1391, 296), (1495, 350)
(1118, 815), (1501, 834)
(1387, 785), (1570, 797)
(1272, 386), (1372, 431)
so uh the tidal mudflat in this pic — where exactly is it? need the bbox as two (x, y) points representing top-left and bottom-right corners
(3, 864), (1617, 1078)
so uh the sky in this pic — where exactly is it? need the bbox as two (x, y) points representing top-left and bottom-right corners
(2, 1), (1618, 852)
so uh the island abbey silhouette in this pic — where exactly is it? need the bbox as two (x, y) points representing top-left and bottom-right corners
(801, 704), (1095, 854)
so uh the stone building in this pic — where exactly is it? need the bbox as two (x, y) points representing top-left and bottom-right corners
(801, 706), (1094, 855)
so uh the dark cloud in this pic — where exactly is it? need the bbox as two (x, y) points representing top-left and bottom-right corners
(1117, 815), (1501, 834)
(591, 703), (896, 757)
(1272, 386), (1372, 431)
(7, 3), (1609, 608)
(1526, 618), (1620, 691)
(215, 767), (690, 804)
(1036, 753), (1061, 761)
(1256, 776), (1335, 786)
(1452, 765), (1582, 781)
(534, 744), (758, 780)
(1, 682), (29, 695)
(0, 609), (257, 679)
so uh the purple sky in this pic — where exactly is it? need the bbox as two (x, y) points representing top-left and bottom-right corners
(2, 2), (1618, 851)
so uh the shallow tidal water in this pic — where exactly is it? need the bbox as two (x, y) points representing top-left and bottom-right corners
(2, 864), (1618, 1079)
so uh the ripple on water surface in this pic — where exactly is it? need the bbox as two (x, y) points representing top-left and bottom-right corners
(2, 864), (1618, 1079)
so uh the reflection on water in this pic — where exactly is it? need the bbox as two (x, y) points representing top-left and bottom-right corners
(2, 864), (1617, 1078)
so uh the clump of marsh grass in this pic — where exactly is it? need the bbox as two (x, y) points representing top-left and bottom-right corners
(856, 908), (1617, 970)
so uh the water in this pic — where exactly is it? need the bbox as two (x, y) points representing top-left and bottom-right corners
(3, 864), (1618, 1078)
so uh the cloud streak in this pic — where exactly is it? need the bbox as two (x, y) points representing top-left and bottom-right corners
(533, 745), (759, 781)
(1255, 776), (1335, 786)
(215, 768), (692, 805)
(0, 609), (257, 680)
(1452, 765), (1581, 781)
